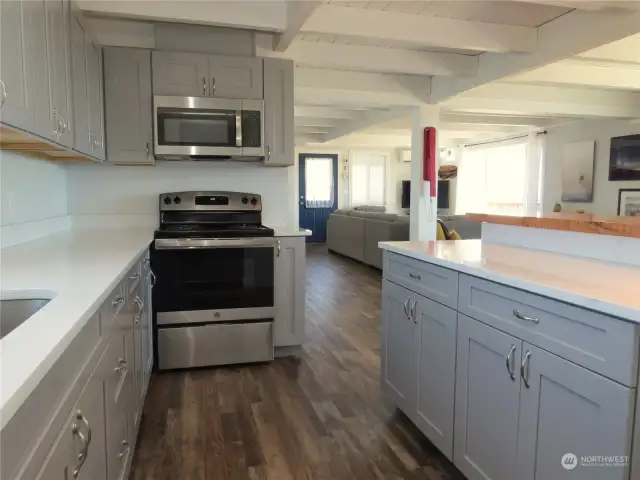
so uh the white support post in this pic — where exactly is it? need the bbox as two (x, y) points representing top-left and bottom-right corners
(410, 105), (440, 242)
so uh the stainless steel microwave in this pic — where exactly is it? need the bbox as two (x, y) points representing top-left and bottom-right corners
(153, 96), (264, 160)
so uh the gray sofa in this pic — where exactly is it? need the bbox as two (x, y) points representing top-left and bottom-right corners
(327, 209), (410, 269)
(327, 210), (482, 269)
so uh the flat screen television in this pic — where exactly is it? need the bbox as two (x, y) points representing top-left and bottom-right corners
(609, 134), (640, 181)
(401, 180), (450, 209)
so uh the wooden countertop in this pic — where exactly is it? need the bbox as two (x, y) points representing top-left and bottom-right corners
(466, 213), (640, 239)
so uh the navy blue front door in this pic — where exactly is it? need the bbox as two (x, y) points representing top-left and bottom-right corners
(299, 154), (338, 243)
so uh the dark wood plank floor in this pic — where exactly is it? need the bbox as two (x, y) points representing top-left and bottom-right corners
(130, 245), (463, 480)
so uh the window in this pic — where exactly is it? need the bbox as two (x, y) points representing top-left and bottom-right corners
(304, 157), (334, 208)
(350, 152), (386, 206)
(456, 139), (535, 216)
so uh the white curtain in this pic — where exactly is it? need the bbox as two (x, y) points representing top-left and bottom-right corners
(456, 136), (540, 216)
(304, 157), (334, 208)
(350, 152), (386, 206)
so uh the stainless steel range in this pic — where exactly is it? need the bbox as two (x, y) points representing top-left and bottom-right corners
(151, 191), (275, 370)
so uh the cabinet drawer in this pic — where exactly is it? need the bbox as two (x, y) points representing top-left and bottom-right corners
(459, 274), (640, 386)
(100, 282), (125, 336)
(383, 252), (458, 309)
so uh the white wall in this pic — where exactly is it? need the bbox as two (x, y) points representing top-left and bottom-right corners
(0, 152), (70, 248)
(542, 118), (639, 215)
(65, 162), (296, 228)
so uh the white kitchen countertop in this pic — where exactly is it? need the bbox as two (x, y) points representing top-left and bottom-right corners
(0, 227), (154, 429)
(380, 240), (640, 323)
(267, 225), (312, 237)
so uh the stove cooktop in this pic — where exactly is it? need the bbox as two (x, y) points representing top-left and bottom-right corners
(155, 223), (274, 239)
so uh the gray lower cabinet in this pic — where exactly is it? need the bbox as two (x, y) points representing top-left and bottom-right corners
(0, 0), (52, 139)
(34, 350), (107, 480)
(103, 47), (153, 165)
(414, 296), (457, 460)
(208, 55), (263, 99)
(381, 280), (418, 415)
(152, 51), (209, 97)
(263, 58), (294, 166)
(274, 237), (306, 346)
(516, 343), (634, 480)
(454, 314), (522, 480)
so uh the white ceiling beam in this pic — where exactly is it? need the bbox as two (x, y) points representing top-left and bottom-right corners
(302, 4), (537, 54)
(445, 83), (640, 118)
(507, 58), (640, 91)
(294, 106), (359, 120)
(261, 40), (477, 77)
(441, 123), (532, 134)
(440, 112), (574, 127)
(430, 8), (640, 103)
(296, 67), (431, 107)
(296, 125), (333, 134)
(505, 0), (636, 11)
(296, 133), (326, 145)
(323, 108), (411, 142)
(273, 1), (320, 52)
(295, 117), (342, 128)
(77, 1), (286, 31)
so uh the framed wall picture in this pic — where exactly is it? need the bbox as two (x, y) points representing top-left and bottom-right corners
(561, 140), (595, 202)
(609, 134), (640, 181)
(617, 189), (640, 216)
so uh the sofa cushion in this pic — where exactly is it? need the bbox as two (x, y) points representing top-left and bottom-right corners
(333, 208), (352, 216)
(351, 211), (398, 222)
(353, 205), (386, 212)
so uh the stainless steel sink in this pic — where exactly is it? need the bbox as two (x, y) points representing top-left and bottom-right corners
(0, 298), (51, 339)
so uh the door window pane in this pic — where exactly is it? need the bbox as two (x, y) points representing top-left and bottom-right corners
(305, 157), (334, 208)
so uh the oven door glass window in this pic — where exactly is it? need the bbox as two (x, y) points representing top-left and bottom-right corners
(153, 246), (274, 312)
(157, 108), (238, 147)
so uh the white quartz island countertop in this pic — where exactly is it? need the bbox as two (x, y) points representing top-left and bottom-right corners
(379, 239), (640, 324)
(266, 225), (312, 237)
(0, 228), (155, 429)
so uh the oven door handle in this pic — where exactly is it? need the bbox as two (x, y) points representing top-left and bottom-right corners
(154, 238), (275, 249)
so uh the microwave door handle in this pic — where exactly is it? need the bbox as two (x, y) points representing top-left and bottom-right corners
(236, 111), (242, 147)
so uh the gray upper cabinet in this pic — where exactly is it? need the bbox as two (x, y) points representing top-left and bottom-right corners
(274, 237), (306, 347)
(263, 58), (294, 166)
(152, 51), (209, 97)
(104, 48), (153, 165)
(45, 0), (73, 147)
(516, 343), (634, 480)
(0, 0), (52, 139)
(70, 11), (90, 155)
(413, 297), (457, 461)
(208, 55), (263, 99)
(381, 280), (418, 416)
(454, 314), (522, 480)
(86, 36), (105, 160)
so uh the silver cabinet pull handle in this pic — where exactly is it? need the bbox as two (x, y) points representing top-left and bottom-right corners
(403, 297), (411, 320)
(60, 114), (67, 134)
(410, 300), (418, 323)
(521, 350), (532, 388)
(513, 309), (540, 324)
(76, 410), (92, 447)
(114, 358), (127, 373)
(409, 272), (422, 280)
(135, 295), (144, 309)
(53, 109), (61, 135)
(117, 440), (130, 458)
(506, 345), (516, 381)
(71, 410), (92, 477)
(0, 79), (6, 108)
(276, 240), (281, 257)
(267, 144), (271, 160)
(211, 77), (216, 95)
(129, 273), (140, 280)
(112, 296), (124, 307)
(149, 269), (156, 287)
(202, 77), (206, 95)
(145, 142), (150, 157)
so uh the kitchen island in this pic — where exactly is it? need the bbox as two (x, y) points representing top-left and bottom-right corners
(379, 215), (640, 480)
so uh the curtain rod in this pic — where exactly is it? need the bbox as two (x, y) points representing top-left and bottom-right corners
(463, 130), (547, 148)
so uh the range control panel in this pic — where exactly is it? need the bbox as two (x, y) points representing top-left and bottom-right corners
(159, 191), (262, 212)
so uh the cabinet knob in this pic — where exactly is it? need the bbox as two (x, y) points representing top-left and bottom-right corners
(202, 77), (207, 95)
(0, 79), (6, 108)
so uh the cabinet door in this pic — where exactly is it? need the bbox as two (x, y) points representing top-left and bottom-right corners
(208, 55), (263, 99)
(36, 366), (107, 480)
(454, 314), (521, 480)
(144, 255), (154, 383)
(517, 343), (634, 480)
(70, 12), (91, 155)
(45, 0), (73, 147)
(104, 48), (153, 165)
(133, 288), (145, 418)
(263, 58), (294, 166)
(86, 36), (105, 160)
(381, 280), (418, 416)
(152, 51), (208, 96)
(0, 0), (50, 137)
(274, 237), (306, 346)
(414, 296), (457, 460)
